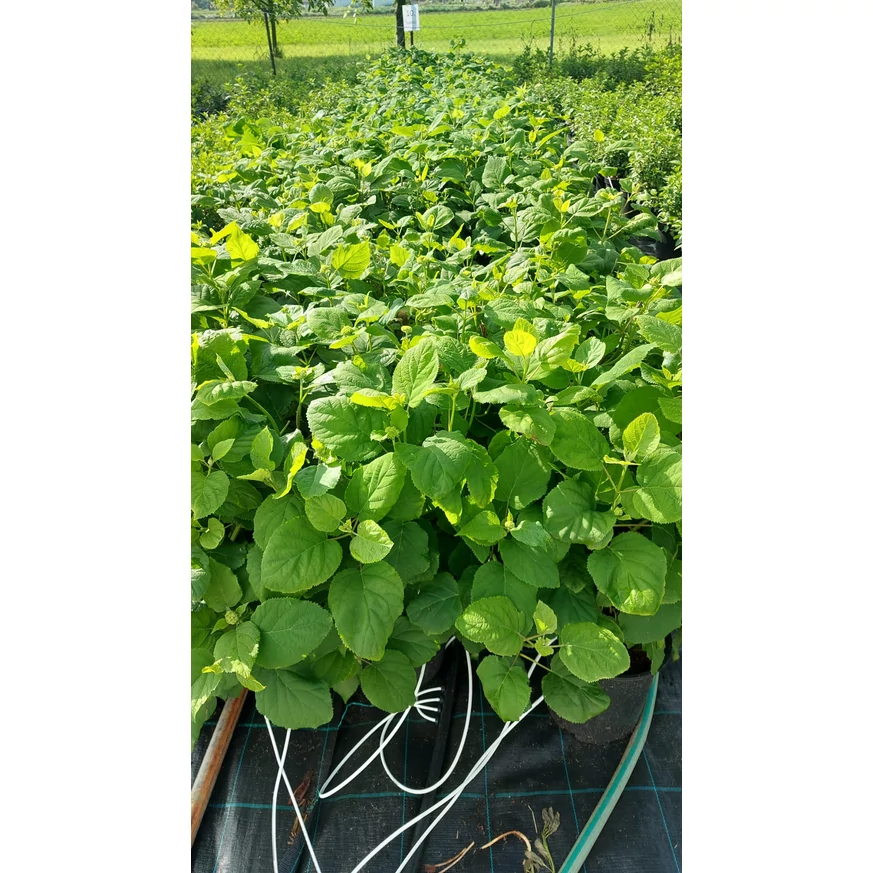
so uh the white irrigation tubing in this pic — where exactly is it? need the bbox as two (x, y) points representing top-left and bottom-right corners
(264, 637), (555, 873)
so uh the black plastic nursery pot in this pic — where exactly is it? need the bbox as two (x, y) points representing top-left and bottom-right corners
(550, 669), (655, 745)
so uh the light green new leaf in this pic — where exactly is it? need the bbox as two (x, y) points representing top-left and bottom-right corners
(494, 439), (550, 509)
(658, 396), (682, 425)
(587, 532), (667, 615)
(622, 413), (661, 462)
(360, 650), (417, 712)
(192, 470), (229, 519)
(329, 561), (405, 659)
(252, 598), (332, 669)
(477, 656), (531, 722)
(473, 383), (539, 405)
(558, 621), (630, 682)
(350, 520), (394, 563)
(526, 329), (579, 381)
(345, 452), (406, 521)
(196, 380), (257, 406)
(392, 338), (440, 408)
(253, 668), (333, 730)
(549, 408), (609, 471)
(295, 463), (343, 499)
(504, 329), (537, 357)
(203, 559), (242, 611)
(332, 242), (371, 279)
(499, 405), (556, 445)
(407, 572), (462, 634)
(464, 443), (499, 507)
(633, 449), (682, 523)
(304, 494), (347, 532)
(260, 518), (343, 594)
(469, 336), (505, 359)
(250, 427), (275, 471)
(533, 601), (558, 635)
(307, 396), (386, 462)
(455, 596), (526, 656)
(636, 315), (682, 355)
(542, 479), (615, 549)
(542, 657), (611, 724)
(199, 517), (225, 550)
(213, 621), (260, 678)
(575, 336), (606, 369)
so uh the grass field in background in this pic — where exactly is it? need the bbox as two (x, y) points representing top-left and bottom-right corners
(192, 0), (681, 85)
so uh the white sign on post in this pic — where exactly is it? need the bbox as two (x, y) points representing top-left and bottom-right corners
(402, 4), (420, 32)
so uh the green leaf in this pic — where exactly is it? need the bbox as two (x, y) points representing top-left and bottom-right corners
(618, 603), (682, 645)
(504, 329), (537, 357)
(526, 329), (580, 381)
(296, 463), (343, 499)
(482, 155), (509, 188)
(636, 316), (682, 355)
(304, 494), (347, 532)
(213, 621), (260, 678)
(211, 438), (235, 462)
(250, 427), (275, 471)
(549, 408), (609, 471)
(469, 336), (505, 359)
(253, 668), (333, 729)
(192, 471), (229, 519)
(203, 559), (242, 611)
(332, 242), (371, 279)
(543, 587), (599, 630)
(464, 443), (499, 507)
(196, 380), (257, 406)
(260, 518), (343, 594)
(458, 509), (506, 545)
(533, 601), (558, 635)
(199, 517), (225, 550)
(345, 452), (407, 522)
(473, 383), (539, 405)
(498, 537), (559, 589)
(542, 479), (615, 549)
(471, 562), (538, 620)
(575, 336), (606, 369)
(494, 438), (550, 509)
(455, 596), (526, 656)
(478, 656), (531, 722)
(329, 562), (405, 659)
(253, 493), (305, 550)
(633, 449), (682, 523)
(360, 650), (417, 712)
(307, 396), (386, 462)
(499, 405), (556, 445)
(542, 657), (610, 724)
(658, 396), (682, 425)
(252, 598), (333, 669)
(387, 617), (440, 667)
(223, 222), (259, 261)
(622, 413), (661, 462)
(587, 532), (667, 615)
(407, 572), (462, 634)
(592, 344), (656, 387)
(392, 338), (440, 408)
(386, 475), (426, 522)
(558, 621), (630, 682)
(350, 519), (394, 563)
(395, 431), (472, 500)
(381, 519), (431, 581)
(191, 670), (221, 720)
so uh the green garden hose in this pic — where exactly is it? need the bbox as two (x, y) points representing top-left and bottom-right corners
(557, 674), (661, 873)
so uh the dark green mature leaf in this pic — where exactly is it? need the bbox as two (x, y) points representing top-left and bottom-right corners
(542, 657), (610, 724)
(345, 452), (406, 521)
(455, 596), (526, 656)
(253, 668), (334, 729)
(618, 603), (682, 645)
(329, 561), (405, 659)
(636, 316), (681, 354)
(386, 475), (426, 522)
(592, 344), (656, 387)
(203, 559), (242, 611)
(459, 509), (506, 545)
(387, 617), (440, 667)
(253, 493), (305, 550)
(295, 463), (342, 499)
(306, 396), (386, 462)
(465, 443), (499, 506)
(471, 562), (538, 620)
(361, 650), (417, 712)
(558, 621), (630, 682)
(392, 337), (440, 409)
(478, 656), (531, 721)
(499, 405), (556, 445)
(192, 471), (229, 519)
(261, 518), (343, 594)
(407, 572), (462, 634)
(396, 431), (473, 500)
(494, 438), (551, 509)
(252, 598), (332, 669)
(543, 586), (599, 630)
(549, 409), (609, 471)
(304, 494), (347, 532)
(498, 537), (559, 589)
(587, 532), (667, 615)
(381, 519), (430, 581)
(542, 479), (615, 549)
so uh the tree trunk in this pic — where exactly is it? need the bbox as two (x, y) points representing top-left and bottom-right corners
(263, 11), (276, 75)
(270, 11), (279, 58)
(395, 0), (406, 49)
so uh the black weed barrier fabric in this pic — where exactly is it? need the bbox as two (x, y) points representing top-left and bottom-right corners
(192, 654), (681, 873)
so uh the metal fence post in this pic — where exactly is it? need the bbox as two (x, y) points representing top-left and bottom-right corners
(549, 0), (557, 67)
